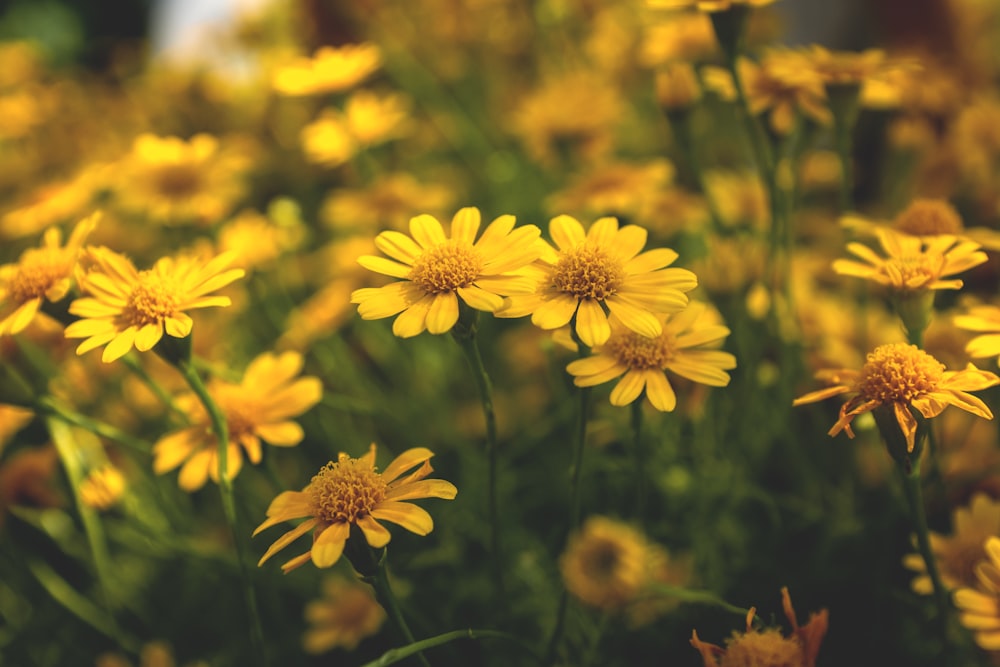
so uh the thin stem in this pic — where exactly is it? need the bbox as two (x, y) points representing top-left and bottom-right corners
(366, 555), (433, 667)
(361, 628), (540, 667)
(452, 322), (506, 602)
(37, 398), (150, 455)
(120, 353), (184, 419)
(665, 109), (726, 232)
(638, 583), (752, 617)
(631, 400), (646, 519)
(177, 359), (267, 666)
(900, 457), (951, 635)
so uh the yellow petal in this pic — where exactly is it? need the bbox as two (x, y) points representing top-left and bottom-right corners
(409, 214), (446, 249)
(425, 291), (459, 334)
(382, 447), (434, 484)
(549, 215), (585, 251)
(644, 370), (677, 412)
(391, 295), (434, 338)
(134, 323), (164, 352)
(575, 299), (611, 347)
(609, 370), (646, 406)
(385, 479), (458, 501)
(357, 514), (392, 548)
(450, 207), (481, 245)
(102, 327), (139, 363)
(371, 501), (434, 535)
(257, 518), (318, 566)
(311, 521), (350, 567)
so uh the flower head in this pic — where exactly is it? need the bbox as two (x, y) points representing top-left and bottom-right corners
(79, 464), (126, 510)
(254, 443), (457, 572)
(566, 302), (735, 411)
(833, 228), (987, 293)
(793, 343), (1000, 452)
(351, 207), (541, 338)
(560, 516), (654, 611)
(302, 578), (386, 654)
(153, 351), (322, 491)
(647, 0), (776, 12)
(65, 248), (245, 362)
(498, 215), (697, 348)
(691, 588), (828, 667)
(0, 212), (98, 336)
(273, 44), (381, 96)
(955, 536), (1000, 650)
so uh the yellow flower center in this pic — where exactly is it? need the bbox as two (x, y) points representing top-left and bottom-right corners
(552, 244), (624, 301)
(122, 271), (181, 327)
(307, 454), (387, 524)
(224, 401), (258, 443)
(8, 248), (70, 303)
(580, 538), (624, 583)
(894, 199), (963, 237)
(721, 629), (804, 667)
(155, 164), (202, 198)
(408, 242), (484, 293)
(883, 253), (940, 288)
(606, 330), (676, 369)
(855, 343), (944, 404)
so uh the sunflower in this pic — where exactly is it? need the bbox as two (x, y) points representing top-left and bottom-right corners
(793, 343), (1000, 453)
(0, 212), (98, 336)
(350, 207), (541, 338)
(498, 215), (697, 348)
(153, 351), (322, 491)
(64, 248), (245, 363)
(254, 443), (457, 572)
(566, 302), (735, 411)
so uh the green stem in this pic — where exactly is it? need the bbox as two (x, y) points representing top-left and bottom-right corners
(120, 353), (184, 419)
(639, 583), (752, 617)
(37, 398), (150, 455)
(452, 322), (506, 602)
(631, 400), (645, 519)
(362, 628), (540, 667)
(364, 553), (433, 667)
(665, 109), (726, 232)
(900, 457), (951, 635)
(177, 360), (267, 666)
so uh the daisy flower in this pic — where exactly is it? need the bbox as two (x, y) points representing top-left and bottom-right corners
(560, 516), (654, 611)
(302, 578), (386, 654)
(153, 351), (322, 491)
(499, 215), (697, 348)
(351, 207), (541, 338)
(793, 343), (1000, 453)
(254, 443), (457, 572)
(0, 212), (98, 336)
(64, 248), (245, 363)
(566, 302), (735, 411)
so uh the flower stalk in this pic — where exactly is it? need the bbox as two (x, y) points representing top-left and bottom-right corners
(358, 546), (434, 667)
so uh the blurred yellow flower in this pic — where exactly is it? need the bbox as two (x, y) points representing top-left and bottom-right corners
(0, 212), (98, 336)
(218, 209), (303, 271)
(498, 215), (697, 348)
(560, 516), (652, 611)
(79, 464), (126, 511)
(545, 160), (674, 221)
(955, 536), (1000, 650)
(65, 248), (245, 363)
(153, 351), (321, 491)
(690, 588), (828, 667)
(904, 493), (1000, 594)
(803, 46), (890, 86)
(321, 173), (454, 232)
(639, 14), (717, 68)
(793, 343), (1000, 452)
(648, 0), (776, 11)
(302, 578), (386, 654)
(301, 112), (356, 168)
(655, 63), (703, 110)
(273, 44), (381, 96)
(566, 302), (735, 411)
(343, 90), (410, 145)
(1, 167), (103, 239)
(254, 443), (457, 572)
(956, 305), (1000, 366)
(351, 207), (541, 338)
(739, 50), (831, 134)
(113, 134), (249, 226)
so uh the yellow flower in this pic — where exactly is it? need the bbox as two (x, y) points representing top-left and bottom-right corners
(560, 516), (653, 611)
(904, 494), (1000, 594)
(0, 212), (98, 336)
(639, 14), (717, 68)
(833, 228), (987, 293)
(153, 351), (322, 491)
(803, 45), (890, 86)
(655, 63), (703, 110)
(691, 588), (828, 667)
(566, 302), (735, 411)
(301, 112), (357, 168)
(351, 207), (541, 338)
(254, 443), (457, 573)
(647, 0), (776, 11)
(218, 209), (303, 271)
(320, 173), (454, 232)
(498, 215), (697, 348)
(545, 161), (674, 222)
(113, 134), (249, 226)
(739, 50), (831, 134)
(955, 536), (1000, 650)
(302, 578), (386, 654)
(841, 199), (966, 240)
(79, 464), (126, 511)
(343, 90), (410, 145)
(793, 343), (1000, 452)
(956, 305), (1000, 366)
(1, 167), (103, 239)
(273, 44), (381, 96)
(65, 248), (245, 363)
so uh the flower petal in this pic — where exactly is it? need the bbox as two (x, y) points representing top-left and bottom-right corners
(371, 501), (434, 536)
(312, 521), (350, 568)
(357, 514), (392, 548)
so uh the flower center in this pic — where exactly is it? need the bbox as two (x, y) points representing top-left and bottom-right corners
(855, 343), (944, 404)
(122, 271), (181, 327)
(408, 242), (484, 293)
(307, 454), (387, 524)
(721, 629), (804, 667)
(883, 253), (941, 288)
(894, 199), (963, 237)
(8, 248), (71, 304)
(552, 244), (624, 300)
(155, 165), (202, 198)
(581, 539), (622, 582)
(222, 399), (257, 442)
(606, 330), (676, 369)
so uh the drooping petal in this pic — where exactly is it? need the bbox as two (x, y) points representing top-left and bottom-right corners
(391, 295), (434, 338)
(575, 299), (611, 347)
(356, 514), (392, 548)
(311, 521), (351, 567)
(609, 370), (646, 406)
(371, 501), (434, 535)
(257, 518), (318, 566)
(457, 285), (505, 312)
(643, 370), (677, 411)
(425, 291), (460, 334)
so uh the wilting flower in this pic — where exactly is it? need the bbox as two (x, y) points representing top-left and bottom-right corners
(955, 305), (1000, 367)
(566, 302), (735, 411)
(793, 343), (1000, 453)
(560, 516), (654, 611)
(954, 536), (1000, 650)
(302, 578), (386, 654)
(351, 207), (541, 338)
(272, 44), (381, 96)
(904, 494), (1000, 594)
(690, 588), (828, 667)
(254, 443), (457, 572)
(0, 212), (98, 336)
(498, 215), (697, 348)
(65, 248), (245, 363)
(153, 351), (322, 491)
(79, 464), (126, 510)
